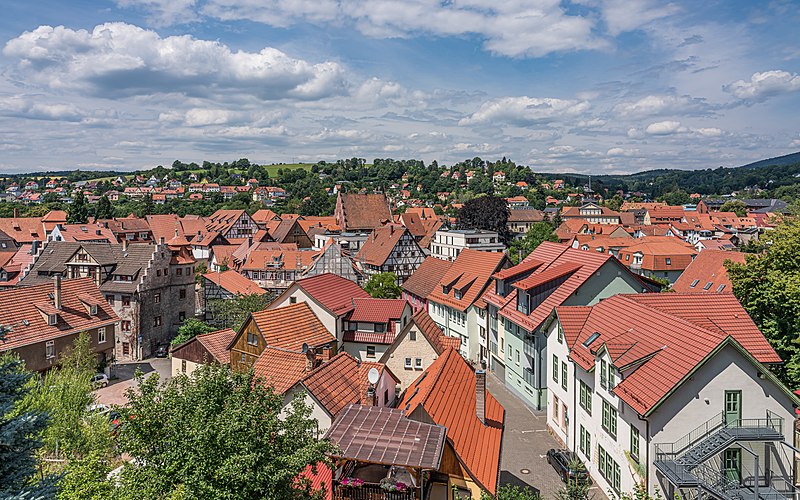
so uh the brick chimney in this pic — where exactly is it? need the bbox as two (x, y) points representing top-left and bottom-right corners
(122, 238), (128, 252)
(322, 345), (333, 360)
(475, 369), (486, 425)
(53, 274), (62, 310)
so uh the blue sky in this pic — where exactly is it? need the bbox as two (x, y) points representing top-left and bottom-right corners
(0, 0), (798, 174)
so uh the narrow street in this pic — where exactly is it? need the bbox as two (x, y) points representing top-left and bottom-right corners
(94, 357), (172, 406)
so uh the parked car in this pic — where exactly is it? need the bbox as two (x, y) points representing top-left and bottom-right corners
(155, 343), (170, 358)
(546, 449), (591, 484)
(91, 373), (109, 388)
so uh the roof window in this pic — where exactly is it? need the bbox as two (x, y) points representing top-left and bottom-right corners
(582, 332), (600, 348)
(690, 279), (699, 288)
(703, 282), (713, 290)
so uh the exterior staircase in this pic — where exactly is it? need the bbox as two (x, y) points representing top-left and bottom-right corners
(654, 411), (786, 499)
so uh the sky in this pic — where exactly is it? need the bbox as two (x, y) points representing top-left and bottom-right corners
(0, 0), (798, 175)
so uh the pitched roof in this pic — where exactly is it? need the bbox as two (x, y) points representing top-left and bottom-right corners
(402, 256), (452, 299)
(206, 209), (248, 234)
(297, 463), (332, 500)
(412, 308), (461, 354)
(0, 216), (45, 243)
(301, 352), (395, 417)
(399, 348), (504, 494)
(295, 273), (371, 316)
(355, 225), (410, 266)
(508, 209), (545, 222)
(252, 347), (310, 394)
(249, 302), (336, 351)
(194, 328), (236, 363)
(427, 250), (507, 312)
(241, 249), (317, 272)
(348, 298), (407, 323)
(337, 193), (393, 230)
(561, 293), (781, 416)
(672, 250), (746, 293)
(617, 240), (697, 271)
(0, 277), (119, 351)
(251, 209), (279, 224)
(202, 270), (264, 296)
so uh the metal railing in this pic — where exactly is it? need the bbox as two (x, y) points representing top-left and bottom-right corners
(655, 412), (725, 461)
(332, 484), (415, 500)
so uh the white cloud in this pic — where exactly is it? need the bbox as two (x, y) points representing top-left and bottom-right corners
(459, 96), (590, 126)
(576, 118), (606, 128)
(116, 0), (198, 27)
(614, 94), (710, 117)
(3, 23), (347, 101)
(694, 127), (722, 137)
(0, 95), (85, 121)
(725, 70), (800, 101)
(595, 0), (679, 36)
(645, 120), (686, 135)
(607, 147), (640, 157)
(791, 138), (800, 148)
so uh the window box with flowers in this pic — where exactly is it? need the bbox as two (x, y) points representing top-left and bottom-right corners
(340, 477), (364, 489)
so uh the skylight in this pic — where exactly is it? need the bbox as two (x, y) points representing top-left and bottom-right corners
(690, 279), (699, 288)
(582, 332), (600, 348)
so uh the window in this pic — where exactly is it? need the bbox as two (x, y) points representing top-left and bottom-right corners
(247, 332), (258, 346)
(405, 357), (412, 369)
(717, 284), (726, 292)
(600, 360), (608, 389)
(122, 296), (131, 306)
(415, 358), (423, 369)
(179, 288), (186, 299)
(176, 268), (183, 276)
(90, 304), (98, 316)
(185, 267), (191, 275)
(579, 425), (591, 459)
(552, 354), (559, 383)
(240, 353), (246, 363)
(46, 341), (55, 359)
(690, 279), (699, 288)
(409, 329), (416, 341)
(366, 346), (376, 358)
(557, 323), (564, 344)
(163, 268), (168, 276)
(106, 295), (115, 305)
(665, 258), (671, 265)
(579, 380), (592, 415)
(561, 361), (568, 391)
(552, 395), (559, 420)
(156, 269), (161, 277)
(289, 296), (297, 304)
(598, 446), (621, 493)
(375, 323), (386, 333)
(630, 425), (640, 463)
(179, 311), (185, 322)
(121, 320), (131, 332)
(48, 314), (58, 326)
(703, 281), (713, 290)
(515, 349), (520, 364)
(182, 359), (187, 373)
(602, 399), (617, 439)
(153, 316), (162, 327)
(154, 293), (161, 304)
(98, 327), (106, 343)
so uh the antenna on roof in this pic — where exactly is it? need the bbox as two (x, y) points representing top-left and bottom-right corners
(367, 367), (380, 385)
(301, 342), (309, 353)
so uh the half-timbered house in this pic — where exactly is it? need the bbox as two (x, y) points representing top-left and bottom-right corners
(355, 225), (425, 283)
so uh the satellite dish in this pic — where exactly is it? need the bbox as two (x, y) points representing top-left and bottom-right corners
(367, 367), (380, 385)
(301, 342), (309, 353)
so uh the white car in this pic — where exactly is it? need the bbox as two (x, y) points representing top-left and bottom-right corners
(91, 373), (109, 388)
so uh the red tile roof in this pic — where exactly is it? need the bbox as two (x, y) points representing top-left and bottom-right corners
(0, 216), (45, 244)
(196, 328), (236, 363)
(402, 256), (452, 299)
(250, 302), (336, 351)
(296, 273), (371, 316)
(336, 193), (393, 231)
(427, 250), (507, 312)
(513, 262), (582, 291)
(206, 209), (248, 234)
(355, 225), (410, 266)
(400, 348), (504, 494)
(252, 347), (310, 394)
(348, 298), (407, 323)
(672, 250), (746, 293)
(301, 352), (396, 417)
(251, 209), (279, 224)
(561, 293), (781, 416)
(493, 258), (543, 280)
(296, 463), (332, 500)
(617, 239), (697, 271)
(202, 270), (264, 296)
(412, 308), (461, 354)
(0, 277), (119, 351)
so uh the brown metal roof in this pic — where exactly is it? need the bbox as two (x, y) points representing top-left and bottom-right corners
(324, 404), (446, 470)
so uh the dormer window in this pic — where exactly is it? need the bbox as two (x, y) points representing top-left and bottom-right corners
(90, 304), (98, 316)
(48, 314), (58, 326)
(454, 289), (462, 300)
(442, 285), (450, 294)
(665, 258), (671, 265)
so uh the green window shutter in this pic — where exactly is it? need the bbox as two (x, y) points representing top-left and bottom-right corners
(552, 354), (558, 382)
(561, 361), (568, 390)
(600, 360), (607, 389)
(630, 425), (640, 462)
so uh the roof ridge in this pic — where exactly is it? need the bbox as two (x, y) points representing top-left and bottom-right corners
(613, 294), (724, 341)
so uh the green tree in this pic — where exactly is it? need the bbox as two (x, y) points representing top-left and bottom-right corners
(480, 484), (542, 500)
(555, 458), (590, 500)
(67, 191), (89, 224)
(94, 195), (114, 220)
(114, 364), (334, 499)
(458, 195), (511, 243)
(0, 352), (57, 498)
(171, 318), (217, 346)
(58, 452), (114, 500)
(364, 272), (403, 298)
(720, 200), (747, 217)
(207, 293), (272, 330)
(727, 219), (800, 387)
(509, 222), (559, 264)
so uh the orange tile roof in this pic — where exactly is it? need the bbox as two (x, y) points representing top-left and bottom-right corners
(427, 250), (507, 312)
(513, 262), (583, 291)
(0, 216), (45, 243)
(647, 205), (686, 220)
(348, 298), (407, 323)
(672, 250), (746, 293)
(251, 209), (279, 224)
(617, 240), (697, 271)
(296, 273), (371, 316)
(296, 463), (332, 500)
(195, 328), (236, 363)
(301, 352), (396, 417)
(402, 256), (453, 299)
(400, 348), (504, 494)
(355, 225), (410, 266)
(412, 308), (461, 354)
(561, 293), (780, 416)
(252, 347), (310, 394)
(206, 209), (248, 235)
(202, 270), (264, 296)
(0, 277), (119, 351)
(250, 302), (336, 351)
(337, 193), (393, 230)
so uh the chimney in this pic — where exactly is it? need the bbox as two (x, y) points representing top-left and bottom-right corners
(366, 384), (376, 406)
(53, 274), (62, 310)
(122, 239), (128, 252)
(305, 347), (316, 372)
(475, 369), (486, 425)
(159, 236), (165, 245)
(30, 240), (39, 255)
(13, 207), (19, 218)
(322, 345), (333, 360)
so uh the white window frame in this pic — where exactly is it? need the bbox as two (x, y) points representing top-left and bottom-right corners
(404, 357), (412, 369)
(46, 340), (55, 359)
(98, 327), (106, 343)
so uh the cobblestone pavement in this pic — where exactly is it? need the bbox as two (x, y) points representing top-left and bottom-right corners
(94, 357), (172, 406)
(488, 372), (606, 499)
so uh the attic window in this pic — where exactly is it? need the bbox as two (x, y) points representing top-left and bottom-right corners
(703, 282), (713, 290)
(690, 279), (700, 288)
(717, 284), (726, 292)
(454, 289), (462, 300)
(583, 332), (600, 348)
(665, 258), (671, 265)
(90, 304), (98, 316)
(47, 314), (58, 326)
(442, 285), (450, 294)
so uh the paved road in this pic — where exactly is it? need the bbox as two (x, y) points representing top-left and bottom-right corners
(489, 373), (607, 500)
(94, 357), (172, 406)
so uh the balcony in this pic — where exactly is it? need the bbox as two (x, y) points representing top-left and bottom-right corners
(333, 483), (415, 500)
